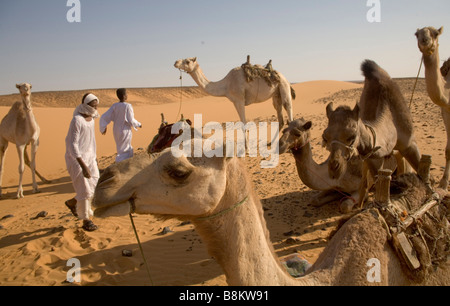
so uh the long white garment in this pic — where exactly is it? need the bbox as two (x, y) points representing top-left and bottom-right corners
(65, 114), (99, 219)
(99, 102), (141, 162)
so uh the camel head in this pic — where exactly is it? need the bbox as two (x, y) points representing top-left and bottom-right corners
(174, 57), (198, 73)
(323, 102), (360, 180)
(16, 83), (32, 97)
(93, 140), (230, 219)
(415, 26), (443, 56)
(279, 118), (312, 154)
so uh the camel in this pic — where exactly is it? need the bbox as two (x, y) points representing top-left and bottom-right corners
(0, 83), (49, 199)
(323, 60), (421, 207)
(174, 57), (294, 127)
(415, 26), (450, 189)
(279, 118), (405, 212)
(92, 140), (449, 286)
(279, 118), (362, 212)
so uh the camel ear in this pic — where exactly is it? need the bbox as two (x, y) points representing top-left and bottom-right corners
(193, 57), (197, 62)
(326, 102), (334, 119)
(438, 26), (444, 35)
(303, 121), (312, 131)
(352, 103), (360, 119)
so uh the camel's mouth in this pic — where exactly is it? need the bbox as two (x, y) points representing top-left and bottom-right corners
(94, 199), (134, 218)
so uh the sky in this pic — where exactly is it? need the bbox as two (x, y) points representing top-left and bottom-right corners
(0, 0), (449, 95)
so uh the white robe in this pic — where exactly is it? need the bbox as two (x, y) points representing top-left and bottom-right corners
(65, 115), (99, 219)
(99, 102), (141, 162)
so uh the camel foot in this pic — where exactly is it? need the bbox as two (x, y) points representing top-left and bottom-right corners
(32, 189), (41, 194)
(339, 199), (356, 214)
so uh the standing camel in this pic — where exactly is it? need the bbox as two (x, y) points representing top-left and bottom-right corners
(174, 57), (295, 127)
(322, 60), (421, 207)
(0, 83), (48, 198)
(415, 26), (450, 189)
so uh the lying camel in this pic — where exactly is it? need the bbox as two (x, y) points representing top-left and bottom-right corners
(279, 118), (404, 212)
(92, 140), (448, 286)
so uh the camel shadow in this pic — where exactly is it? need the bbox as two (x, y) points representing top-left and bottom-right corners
(1, 176), (74, 199)
(46, 227), (224, 286)
(262, 190), (345, 258)
(0, 226), (65, 249)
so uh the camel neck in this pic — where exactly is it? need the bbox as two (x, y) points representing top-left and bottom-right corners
(191, 158), (317, 286)
(423, 48), (449, 107)
(189, 66), (227, 97)
(292, 143), (331, 191)
(21, 95), (32, 111)
(193, 194), (315, 286)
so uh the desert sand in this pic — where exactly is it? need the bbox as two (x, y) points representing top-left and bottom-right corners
(0, 78), (447, 286)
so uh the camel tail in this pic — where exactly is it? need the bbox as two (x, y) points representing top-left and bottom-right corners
(290, 86), (296, 100)
(361, 59), (390, 82)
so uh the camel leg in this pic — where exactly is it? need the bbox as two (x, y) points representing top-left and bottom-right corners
(16, 144), (26, 199)
(24, 149), (50, 184)
(28, 142), (40, 194)
(439, 111), (450, 189)
(279, 83), (293, 124)
(272, 92), (284, 128)
(397, 141), (421, 173)
(0, 140), (9, 198)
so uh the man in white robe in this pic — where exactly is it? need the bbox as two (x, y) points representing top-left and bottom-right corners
(65, 93), (100, 231)
(99, 88), (142, 162)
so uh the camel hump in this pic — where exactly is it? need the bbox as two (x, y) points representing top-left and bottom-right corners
(361, 59), (390, 82)
(441, 57), (450, 78)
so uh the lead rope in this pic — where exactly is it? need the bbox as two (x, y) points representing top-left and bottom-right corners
(129, 213), (154, 286)
(176, 69), (183, 122)
(409, 56), (424, 109)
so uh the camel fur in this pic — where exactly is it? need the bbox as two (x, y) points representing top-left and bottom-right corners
(92, 140), (449, 286)
(0, 83), (49, 199)
(174, 57), (294, 127)
(323, 60), (421, 207)
(415, 26), (450, 189)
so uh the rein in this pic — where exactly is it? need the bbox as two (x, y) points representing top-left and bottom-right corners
(196, 195), (249, 221)
(128, 199), (154, 285)
(409, 56), (424, 109)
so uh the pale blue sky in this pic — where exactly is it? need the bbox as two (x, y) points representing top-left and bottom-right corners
(0, 0), (449, 95)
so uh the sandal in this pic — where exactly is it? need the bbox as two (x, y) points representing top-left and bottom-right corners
(82, 220), (98, 232)
(65, 200), (78, 217)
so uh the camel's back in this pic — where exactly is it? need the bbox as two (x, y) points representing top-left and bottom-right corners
(0, 102), (28, 142)
(360, 60), (413, 128)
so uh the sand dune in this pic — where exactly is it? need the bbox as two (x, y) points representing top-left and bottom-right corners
(0, 79), (447, 286)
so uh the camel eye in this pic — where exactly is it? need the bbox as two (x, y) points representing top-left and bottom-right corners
(322, 134), (328, 144)
(165, 166), (192, 182)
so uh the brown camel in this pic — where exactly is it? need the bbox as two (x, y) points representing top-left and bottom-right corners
(174, 57), (295, 127)
(279, 118), (403, 212)
(323, 60), (421, 207)
(415, 26), (450, 189)
(0, 83), (49, 198)
(92, 140), (448, 285)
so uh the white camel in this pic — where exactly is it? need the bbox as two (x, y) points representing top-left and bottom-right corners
(0, 83), (46, 198)
(174, 57), (295, 127)
(415, 26), (450, 189)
